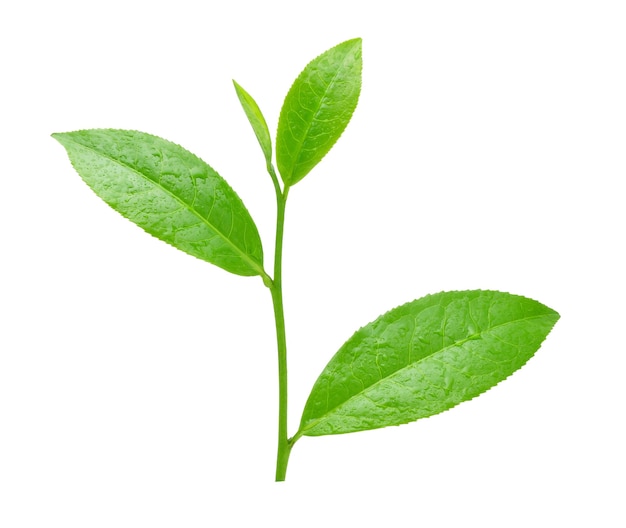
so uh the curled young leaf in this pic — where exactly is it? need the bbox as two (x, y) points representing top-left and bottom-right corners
(53, 129), (265, 277)
(276, 38), (362, 186)
(233, 80), (273, 166)
(297, 290), (559, 438)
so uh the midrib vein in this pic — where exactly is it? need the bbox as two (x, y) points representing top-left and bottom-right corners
(70, 138), (264, 276)
(297, 312), (553, 436)
(287, 41), (359, 180)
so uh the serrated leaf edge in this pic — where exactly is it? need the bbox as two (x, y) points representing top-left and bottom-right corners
(277, 38), (362, 186)
(52, 129), (267, 278)
(294, 290), (559, 439)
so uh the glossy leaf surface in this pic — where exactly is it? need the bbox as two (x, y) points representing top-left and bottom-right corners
(53, 129), (265, 277)
(233, 80), (272, 166)
(298, 290), (559, 437)
(276, 38), (362, 186)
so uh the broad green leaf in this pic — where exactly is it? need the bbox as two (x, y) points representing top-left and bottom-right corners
(276, 38), (362, 186)
(297, 290), (559, 437)
(53, 129), (265, 277)
(233, 80), (272, 166)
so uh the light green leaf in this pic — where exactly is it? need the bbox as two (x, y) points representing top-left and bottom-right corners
(276, 38), (362, 187)
(53, 129), (265, 277)
(297, 290), (559, 437)
(233, 80), (272, 166)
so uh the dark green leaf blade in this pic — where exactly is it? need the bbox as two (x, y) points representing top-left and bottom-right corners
(233, 80), (272, 166)
(276, 38), (362, 186)
(297, 290), (559, 437)
(53, 129), (265, 277)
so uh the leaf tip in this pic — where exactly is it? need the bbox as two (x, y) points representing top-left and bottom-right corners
(342, 37), (363, 55)
(51, 131), (73, 148)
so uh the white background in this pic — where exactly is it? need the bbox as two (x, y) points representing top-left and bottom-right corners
(1, 1), (624, 526)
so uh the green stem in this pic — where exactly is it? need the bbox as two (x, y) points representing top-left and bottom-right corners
(269, 176), (291, 481)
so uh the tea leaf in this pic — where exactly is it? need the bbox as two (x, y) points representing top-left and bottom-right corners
(276, 38), (362, 186)
(233, 80), (272, 166)
(52, 129), (265, 277)
(297, 290), (559, 437)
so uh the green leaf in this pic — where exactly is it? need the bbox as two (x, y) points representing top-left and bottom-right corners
(233, 80), (273, 166)
(276, 38), (362, 186)
(297, 290), (559, 437)
(52, 129), (265, 277)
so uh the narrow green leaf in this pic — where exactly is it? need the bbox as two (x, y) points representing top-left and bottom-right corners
(233, 80), (272, 166)
(53, 129), (265, 277)
(276, 38), (362, 186)
(297, 290), (559, 437)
